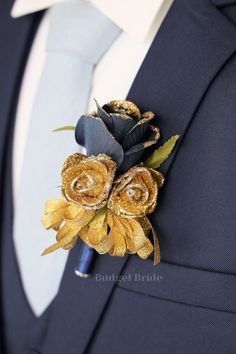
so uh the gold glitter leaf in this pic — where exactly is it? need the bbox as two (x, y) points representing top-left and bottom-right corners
(41, 200), (95, 255)
(86, 208), (108, 246)
(41, 200), (68, 230)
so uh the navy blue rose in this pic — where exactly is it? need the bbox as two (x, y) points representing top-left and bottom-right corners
(75, 100), (160, 173)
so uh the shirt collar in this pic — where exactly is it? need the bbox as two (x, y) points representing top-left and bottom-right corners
(11, 0), (165, 42)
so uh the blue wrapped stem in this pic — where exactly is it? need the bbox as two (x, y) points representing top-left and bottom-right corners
(74, 243), (97, 278)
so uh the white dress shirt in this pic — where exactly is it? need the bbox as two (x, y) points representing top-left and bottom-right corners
(11, 0), (174, 316)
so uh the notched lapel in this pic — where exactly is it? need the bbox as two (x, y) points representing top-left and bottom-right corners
(127, 0), (236, 176)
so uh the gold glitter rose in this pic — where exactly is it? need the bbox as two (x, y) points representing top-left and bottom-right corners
(107, 166), (164, 218)
(62, 153), (116, 210)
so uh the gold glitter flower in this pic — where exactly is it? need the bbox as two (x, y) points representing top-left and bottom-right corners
(61, 153), (116, 210)
(107, 166), (164, 218)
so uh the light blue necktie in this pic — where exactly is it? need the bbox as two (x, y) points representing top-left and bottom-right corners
(14, 0), (121, 317)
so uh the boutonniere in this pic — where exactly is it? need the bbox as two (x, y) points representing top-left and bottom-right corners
(41, 100), (179, 265)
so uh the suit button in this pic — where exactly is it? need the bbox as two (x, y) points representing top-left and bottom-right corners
(22, 351), (40, 354)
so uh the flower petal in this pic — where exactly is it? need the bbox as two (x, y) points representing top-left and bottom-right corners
(110, 114), (136, 144)
(41, 199), (68, 230)
(120, 126), (160, 172)
(103, 100), (141, 120)
(94, 234), (113, 254)
(150, 169), (165, 188)
(75, 115), (124, 167)
(42, 221), (81, 255)
(121, 217), (147, 251)
(86, 208), (108, 246)
(123, 115), (156, 150)
(94, 99), (113, 131)
(125, 125), (160, 156)
(63, 203), (86, 221)
(56, 221), (82, 242)
(118, 150), (144, 173)
(61, 153), (86, 175)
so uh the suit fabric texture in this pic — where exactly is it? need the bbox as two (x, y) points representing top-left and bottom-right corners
(0, 0), (236, 353)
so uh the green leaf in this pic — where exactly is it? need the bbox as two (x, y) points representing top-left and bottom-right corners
(53, 126), (75, 132)
(144, 135), (180, 169)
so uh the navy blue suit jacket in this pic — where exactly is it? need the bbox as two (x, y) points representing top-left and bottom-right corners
(0, 0), (236, 353)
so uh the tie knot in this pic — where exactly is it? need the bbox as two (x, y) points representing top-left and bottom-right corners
(47, 0), (121, 64)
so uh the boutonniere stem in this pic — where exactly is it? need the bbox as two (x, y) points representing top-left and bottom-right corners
(74, 244), (96, 278)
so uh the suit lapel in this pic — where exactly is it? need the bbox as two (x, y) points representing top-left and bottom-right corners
(43, 1), (236, 353)
(127, 0), (236, 176)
